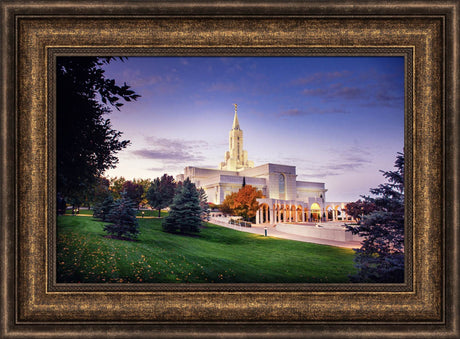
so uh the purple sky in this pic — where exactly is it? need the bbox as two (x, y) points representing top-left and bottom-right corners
(100, 56), (404, 202)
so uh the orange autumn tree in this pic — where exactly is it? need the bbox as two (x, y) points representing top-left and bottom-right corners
(220, 192), (237, 215)
(222, 185), (264, 222)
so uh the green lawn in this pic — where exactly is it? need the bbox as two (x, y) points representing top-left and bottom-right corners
(64, 208), (168, 217)
(57, 215), (356, 283)
(135, 209), (169, 217)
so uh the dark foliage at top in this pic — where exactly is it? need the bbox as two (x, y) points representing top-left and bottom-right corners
(122, 180), (144, 210)
(345, 200), (377, 221)
(146, 174), (176, 217)
(57, 57), (140, 202)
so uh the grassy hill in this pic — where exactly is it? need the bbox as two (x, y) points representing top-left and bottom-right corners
(57, 214), (356, 283)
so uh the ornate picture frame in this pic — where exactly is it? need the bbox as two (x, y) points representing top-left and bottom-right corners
(1, 1), (458, 338)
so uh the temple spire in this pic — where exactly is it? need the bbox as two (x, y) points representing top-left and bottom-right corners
(219, 103), (254, 171)
(232, 103), (240, 130)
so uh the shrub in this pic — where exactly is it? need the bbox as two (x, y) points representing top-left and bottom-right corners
(93, 194), (114, 221)
(103, 192), (139, 240)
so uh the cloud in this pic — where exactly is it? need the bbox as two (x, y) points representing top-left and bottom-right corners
(373, 88), (404, 108)
(118, 69), (182, 96)
(291, 70), (352, 86)
(146, 166), (166, 171)
(297, 161), (368, 179)
(282, 147), (372, 178)
(295, 69), (404, 108)
(144, 136), (208, 149)
(278, 107), (348, 117)
(132, 137), (208, 163)
(132, 149), (203, 162)
(207, 82), (238, 93)
(120, 69), (163, 87)
(303, 83), (364, 101)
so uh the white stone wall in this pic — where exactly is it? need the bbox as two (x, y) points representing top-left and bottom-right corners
(276, 223), (363, 242)
(239, 163), (270, 177)
(177, 163), (336, 206)
(296, 180), (327, 203)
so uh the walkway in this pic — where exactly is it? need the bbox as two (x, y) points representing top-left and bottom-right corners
(209, 218), (362, 249)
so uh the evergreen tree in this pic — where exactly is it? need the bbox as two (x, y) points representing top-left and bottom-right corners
(198, 188), (211, 223)
(345, 152), (404, 283)
(162, 178), (201, 234)
(103, 192), (139, 240)
(93, 194), (114, 221)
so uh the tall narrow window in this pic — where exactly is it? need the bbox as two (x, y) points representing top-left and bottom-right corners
(279, 173), (285, 194)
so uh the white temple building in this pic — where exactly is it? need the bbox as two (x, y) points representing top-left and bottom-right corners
(176, 104), (351, 225)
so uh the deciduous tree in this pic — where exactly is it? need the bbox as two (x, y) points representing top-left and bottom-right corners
(345, 200), (377, 221)
(109, 176), (126, 200)
(233, 185), (263, 221)
(146, 174), (176, 217)
(220, 192), (237, 215)
(57, 57), (139, 203)
(133, 178), (152, 208)
(122, 180), (144, 210)
(89, 176), (111, 207)
(220, 185), (263, 222)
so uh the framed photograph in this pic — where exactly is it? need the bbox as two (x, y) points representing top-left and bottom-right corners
(52, 54), (407, 288)
(1, 1), (458, 338)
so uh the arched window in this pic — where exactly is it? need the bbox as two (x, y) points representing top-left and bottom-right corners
(279, 173), (285, 194)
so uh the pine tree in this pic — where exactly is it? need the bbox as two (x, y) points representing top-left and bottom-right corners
(93, 194), (114, 221)
(103, 192), (139, 240)
(345, 152), (404, 283)
(198, 188), (211, 223)
(162, 178), (201, 234)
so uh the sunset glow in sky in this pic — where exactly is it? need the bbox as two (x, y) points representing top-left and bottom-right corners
(101, 56), (404, 201)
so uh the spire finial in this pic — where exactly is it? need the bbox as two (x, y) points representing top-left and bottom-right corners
(232, 103), (240, 130)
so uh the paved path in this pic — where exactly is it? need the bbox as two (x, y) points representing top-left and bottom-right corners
(209, 218), (361, 249)
(69, 214), (161, 219)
